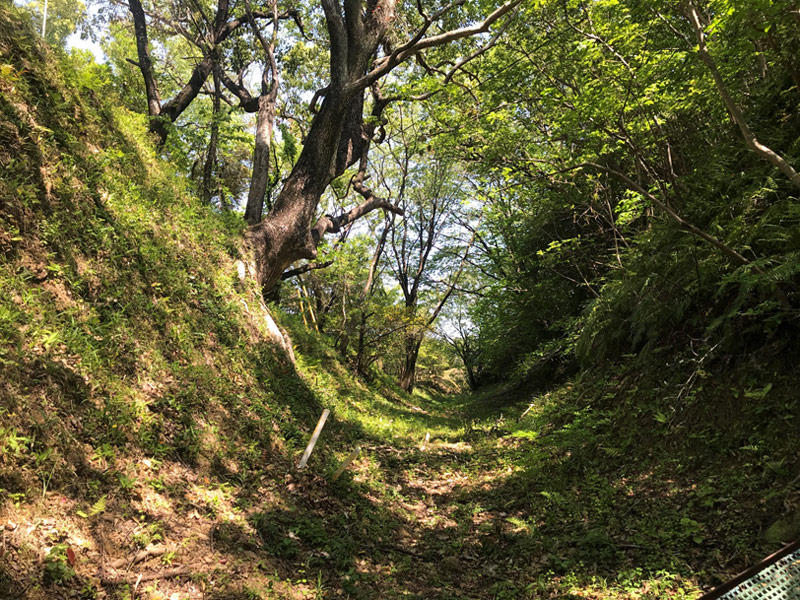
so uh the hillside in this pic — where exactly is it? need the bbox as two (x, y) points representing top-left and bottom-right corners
(2, 4), (800, 600)
(0, 5), (413, 597)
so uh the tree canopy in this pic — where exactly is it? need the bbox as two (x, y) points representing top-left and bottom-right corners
(19, 0), (800, 390)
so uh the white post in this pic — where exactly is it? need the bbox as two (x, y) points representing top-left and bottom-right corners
(518, 403), (535, 422)
(331, 447), (361, 482)
(421, 431), (430, 450)
(41, 0), (48, 38)
(297, 409), (329, 469)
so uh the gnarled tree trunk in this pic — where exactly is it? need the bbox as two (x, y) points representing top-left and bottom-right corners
(247, 0), (520, 293)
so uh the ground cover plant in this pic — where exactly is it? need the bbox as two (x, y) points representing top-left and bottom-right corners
(2, 1), (800, 599)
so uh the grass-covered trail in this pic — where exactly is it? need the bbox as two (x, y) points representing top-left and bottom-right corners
(286, 385), (710, 600)
(3, 7), (798, 596)
(252, 368), (793, 600)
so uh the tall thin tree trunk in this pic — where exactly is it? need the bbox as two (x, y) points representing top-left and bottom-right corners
(465, 364), (478, 390)
(356, 310), (369, 375)
(243, 0), (280, 225)
(399, 335), (422, 392)
(202, 67), (221, 205)
(355, 221), (388, 375)
(128, 0), (160, 118)
(244, 93), (276, 224)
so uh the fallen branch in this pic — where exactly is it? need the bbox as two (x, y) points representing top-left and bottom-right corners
(100, 566), (190, 586)
(108, 545), (167, 569)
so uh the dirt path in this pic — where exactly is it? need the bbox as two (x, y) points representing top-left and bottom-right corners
(0, 393), (713, 600)
(342, 433), (537, 600)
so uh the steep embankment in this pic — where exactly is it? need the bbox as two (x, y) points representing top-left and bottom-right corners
(0, 6), (417, 598)
(2, 6), (800, 600)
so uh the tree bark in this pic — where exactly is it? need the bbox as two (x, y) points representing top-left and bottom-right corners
(127, 0), (241, 145)
(202, 67), (221, 205)
(245, 93), (277, 224)
(248, 89), (360, 289)
(398, 335), (422, 392)
(356, 310), (369, 375)
(247, 0), (520, 292)
(128, 0), (160, 118)
(128, 0), (216, 144)
(243, 0), (280, 225)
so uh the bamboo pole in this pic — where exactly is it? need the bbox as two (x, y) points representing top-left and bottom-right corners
(300, 283), (319, 332)
(42, 0), (48, 37)
(297, 409), (329, 469)
(331, 446), (361, 481)
(296, 288), (309, 328)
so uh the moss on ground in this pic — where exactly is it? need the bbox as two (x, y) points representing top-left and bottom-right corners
(1, 5), (798, 599)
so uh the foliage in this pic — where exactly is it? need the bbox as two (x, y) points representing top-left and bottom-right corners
(429, 0), (800, 383)
(3, 3), (800, 599)
(18, 0), (86, 47)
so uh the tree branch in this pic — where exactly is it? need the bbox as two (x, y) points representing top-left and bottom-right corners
(281, 261), (335, 280)
(350, 0), (522, 92)
(127, 0), (162, 117)
(582, 161), (753, 266)
(426, 227), (477, 327)
(321, 0), (349, 87)
(686, 0), (800, 190)
(160, 55), (215, 122)
(310, 196), (403, 247)
(218, 69), (259, 111)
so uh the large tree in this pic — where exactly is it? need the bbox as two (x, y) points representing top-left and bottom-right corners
(246, 0), (519, 293)
(124, 0), (520, 292)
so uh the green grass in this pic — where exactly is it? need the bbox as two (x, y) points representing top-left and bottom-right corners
(1, 6), (799, 599)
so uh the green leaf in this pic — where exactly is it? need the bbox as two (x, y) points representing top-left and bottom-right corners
(89, 495), (107, 516)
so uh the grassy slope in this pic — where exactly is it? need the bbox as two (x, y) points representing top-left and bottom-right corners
(0, 8), (480, 599)
(0, 7), (405, 598)
(2, 6), (799, 600)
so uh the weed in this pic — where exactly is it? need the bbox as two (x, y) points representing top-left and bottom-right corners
(43, 544), (75, 584)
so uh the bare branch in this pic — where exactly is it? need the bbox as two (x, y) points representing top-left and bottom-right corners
(443, 18), (510, 85)
(350, 0), (521, 92)
(311, 196), (403, 246)
(218, 69), (259, 111)
(281, 261), (335, 280)
(426, 226), (478, 327)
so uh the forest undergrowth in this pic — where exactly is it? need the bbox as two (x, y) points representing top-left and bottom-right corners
(3, 4), (800, 599)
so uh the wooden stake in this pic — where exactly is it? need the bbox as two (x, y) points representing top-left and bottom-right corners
(297, 409), (329, 469)
(331, 446), (361, 481)
(518, 403), (535, 422)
